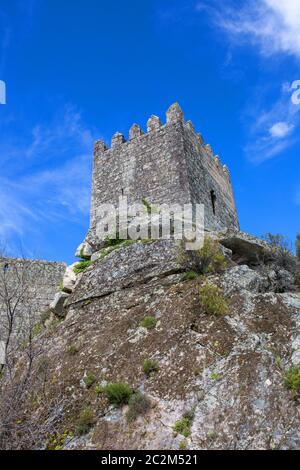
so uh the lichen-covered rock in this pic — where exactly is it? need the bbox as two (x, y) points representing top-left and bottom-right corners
(216, 229), (273, 265)
(62, 264), (77, 293)
(219, 265), (268, 294)
(67, 239), (182, 306)
(3, 232), (300, 450)
(49, 291), (69, 317)
(75, 242), (93, 259)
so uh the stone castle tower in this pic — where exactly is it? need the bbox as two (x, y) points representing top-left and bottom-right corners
(84, 103), (239, 251)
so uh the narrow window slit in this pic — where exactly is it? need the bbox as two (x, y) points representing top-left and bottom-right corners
(210, 190), (216, 215)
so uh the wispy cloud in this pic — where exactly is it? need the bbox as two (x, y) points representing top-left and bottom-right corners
(206, 0), (300, 60)
(193, 1), (300, 162)
(244, 82), (300, 163)
(0, 106), (98, 251)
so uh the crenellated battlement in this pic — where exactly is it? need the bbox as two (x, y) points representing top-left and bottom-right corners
(94, 103), (230, 181)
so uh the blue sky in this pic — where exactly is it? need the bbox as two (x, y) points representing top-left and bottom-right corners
(0, 0), (300, 263)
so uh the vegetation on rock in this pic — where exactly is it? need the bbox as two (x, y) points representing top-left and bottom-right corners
(284, 366), (300, 393)
(126, 392), (151, 422)
(140, 316), (157, 330)
(73, 260), (92, 274)
(143, 359), (160, 376)
(173, 410), (195, 438)
(75, 406), (94, 436)
(198, 282), (229, 316)
(101, 382), (133, 406)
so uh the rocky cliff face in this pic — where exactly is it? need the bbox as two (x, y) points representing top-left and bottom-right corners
(2, 232), (300, 450)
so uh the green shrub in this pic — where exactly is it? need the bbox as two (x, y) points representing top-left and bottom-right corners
(73, 260), (92, 274)
(68, 344), (79, 355)
(183, 271), (198, 281)
(178, 237), (227, 275)
(102, 382), (133, 406)
(143, 359), (159, 376)
(140, 316), (157, 330)
(32, 322), (43, 338)
(263, 233), (296, 273)
(198, 282), (229, 316)
(75, 406), (94, 436)
(173, 409), (195, 438)
(284, 366), (300, 392)
(126, 392), (151, 422)
(295, 275), (300, 289)
(83, 372), (96, 389)
(173, 418), (191, 438)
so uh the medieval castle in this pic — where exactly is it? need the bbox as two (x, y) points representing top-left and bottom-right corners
(0, 103), (239, 359)
(85, 102), (239, 251)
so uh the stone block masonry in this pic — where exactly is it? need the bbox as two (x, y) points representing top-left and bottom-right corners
(0, 257), (66, 343)
(85, 103), (239, 252)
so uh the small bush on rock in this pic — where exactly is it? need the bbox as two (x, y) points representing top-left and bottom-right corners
(179, 237), (227, 275)
(140, 316), (157, 330)
(68, 344), (79, 355)
(173, 409), (195, 437)
(83, 372), (96, 389)
(126, 392), (151, 422)
(183, 271), (198, 281)
(198, 282), (229, 316)
(284, 366), (300, 392)
(73, 260), (92, 274)
(75, 406), (94, 436)
(102, 382), (133, 406)
(143, 359), (159, 376)
(263, 233), (297, 273)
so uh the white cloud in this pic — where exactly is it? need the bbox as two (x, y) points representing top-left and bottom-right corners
(243, 82), (300, 163)
(269, 121), (294, 138)
(214, 0), (300, 59)
(0, 106), (98, 249)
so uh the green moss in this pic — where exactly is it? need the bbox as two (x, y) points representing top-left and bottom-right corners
(73, 260), (92, 274)
(210, 372), (220, 380)
(83, 372), (97, 389)
(284, 366), (300, 392)
(126, 392), (151, 422)
(102, 382), (133, 406)
(32, 322), (43, 338)
(198, 282), (229, 316)
(140, 316), (157, 330)
(179, 440), (187, 450)
(143, 359), (159, 376)
(75, 406), (94, 436)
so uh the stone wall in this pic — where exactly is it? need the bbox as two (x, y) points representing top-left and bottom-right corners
(0, 257), (66, 345)
(86, 103), (239, 250)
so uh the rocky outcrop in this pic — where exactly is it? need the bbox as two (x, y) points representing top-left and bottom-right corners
(67, 240), (182, 306)
(3, 233), (300, 450)
(215, 229), (273, 265)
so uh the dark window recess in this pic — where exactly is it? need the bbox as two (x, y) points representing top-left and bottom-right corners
(210, 190), (216, 215)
